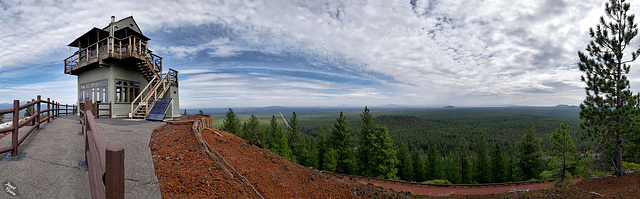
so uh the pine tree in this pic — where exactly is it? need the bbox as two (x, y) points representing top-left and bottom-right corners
(303, 136), (318, 168)
(549, 124), (580, 187)
(475, 136), (491, 183)
(183, 109), (187, 115)
(368, 124), (397, 179)
(357, 106), (374, 176)
(444, 153), (460, 183)
(266, 115), (292, 160)
(411, 148), (425, 182)
(322, 148), (338, 172)
(456, 137), (472, 184)
(222, 108), (240, 135)
(24, 106), (32, 117)
(198, 110), (204, 115)
(241, 114), (260, 140)
(0, 114), (4, 123)
(491, 143), (508, 183)
(396, 142), (414, 181)
(330, 112), (354, 174)
(578, 0), (640, 177)
(517, 123), (543, 180)
(426, 145), (443, 180)
(287, 112), (307, 164)
(317, 128), (330, 171)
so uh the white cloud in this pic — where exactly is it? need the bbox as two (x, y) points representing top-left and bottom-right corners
(0, 0), (633, 107)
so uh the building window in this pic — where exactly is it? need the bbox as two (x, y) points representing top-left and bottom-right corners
(80, 80), (108, 103)
(115, 80), (140, 103)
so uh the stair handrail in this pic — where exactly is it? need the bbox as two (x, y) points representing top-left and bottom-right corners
(130, 74), (158, 116)
(142, 71), (172, 116)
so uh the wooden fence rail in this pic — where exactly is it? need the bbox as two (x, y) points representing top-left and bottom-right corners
(79, 98), (124, 199)
(0, 95), (77, 157)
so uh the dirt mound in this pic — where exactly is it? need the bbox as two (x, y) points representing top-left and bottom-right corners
(150, 116), (418, 198)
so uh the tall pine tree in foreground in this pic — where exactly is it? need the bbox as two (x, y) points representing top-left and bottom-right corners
(287, 112), (307, 164)
(517, 123), (543, 180)
(331, 112), (354, 174)
(241, 114), (260, 140)
(357, 107), (374, 176)
(491, 143), (508, 183)
(411, 148), (425, 182)
(368, 125), (397, 179)
(265, 115), (292, 160)
(426, 145), (443, 180)
(549, 124), (580, 187)
(578, 0), (640, 176)
(222, 108), (240, 135)
(396, 142), (414, 181)
(475, 136), (491, 183)
(455, 137), (472, 184)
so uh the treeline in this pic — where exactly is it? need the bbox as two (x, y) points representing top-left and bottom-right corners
(219, 107), (584, 186)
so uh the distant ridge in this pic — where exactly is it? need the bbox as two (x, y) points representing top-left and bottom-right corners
(443, 105), (456, 109)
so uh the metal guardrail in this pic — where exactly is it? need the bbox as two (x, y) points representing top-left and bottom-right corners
(0, 95), (77, 157)
(79, 98), (124, 199)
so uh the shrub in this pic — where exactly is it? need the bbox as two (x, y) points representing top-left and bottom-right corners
(422, 179), (451, 184)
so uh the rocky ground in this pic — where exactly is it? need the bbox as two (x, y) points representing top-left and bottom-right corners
(150, 115), (639, 198)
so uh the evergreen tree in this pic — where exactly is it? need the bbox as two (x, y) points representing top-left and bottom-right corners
(577, 0), (640, 176)
(357, 106), (375, 176)
(475, 136), (491, 183)
(455, 137), (472, 184)
(317, 128), (330, 171)
(266, 115), (292, 160)
(368, 124), (397, 179)
(0, 114), (4, 123)
(426, 145), (443, 180)
(183, 109), (187, 115)
(517, 123), (543, 180)
(222, 108), (240, 135)
(491, 143), (508, 183)
(322, 148), (338, 172)
(444, 153), (460, 183)
(549, 124), (580, 186)
(396, 142), (414, 181)
(241, 114), (260, 140)
(303, 136), (319, 168)
(411, 148), (425, 182)
(507, 154), (518, 182)
(24, 106), (32, 117)
(198, 110), (204, 115)
(330, 112), (354, 174)
(287, 112), (307, 164)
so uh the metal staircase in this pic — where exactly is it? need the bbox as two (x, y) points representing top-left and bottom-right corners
(130, 54), (178, 119)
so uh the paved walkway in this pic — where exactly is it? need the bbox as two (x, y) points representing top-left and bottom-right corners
(0, 115), (164, 198)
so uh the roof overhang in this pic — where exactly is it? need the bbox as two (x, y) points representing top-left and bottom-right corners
(67, 28), (109, 47)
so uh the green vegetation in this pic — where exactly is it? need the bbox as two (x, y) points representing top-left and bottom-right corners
(24, 106), (32, 117)
(198, 110), (204, 115)
(517, 123), (543, 180)
(222, 108), (240, 135)
(577, 0), (640, 176)
(0, 114), (4, 123)
(548, 124), (580, 187)
(206, 106), (626, 184)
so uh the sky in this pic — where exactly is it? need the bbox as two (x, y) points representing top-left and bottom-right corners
(1, 0), (640, 108)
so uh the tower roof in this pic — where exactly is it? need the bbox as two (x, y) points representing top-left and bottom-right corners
(67, 16), (149, 48)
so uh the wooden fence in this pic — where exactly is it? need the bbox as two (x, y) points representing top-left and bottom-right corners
(96, 102), (112, 118)
(0, 95), (77, 157)
(79, 98), (124, 199)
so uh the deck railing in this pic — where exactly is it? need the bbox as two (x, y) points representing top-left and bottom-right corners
(96, 102), (112, 118)
(0, 95), (76, 157)
(79, 98), (124, 199)
(130, 68), (178, 118)
(64, 35), (162, 74)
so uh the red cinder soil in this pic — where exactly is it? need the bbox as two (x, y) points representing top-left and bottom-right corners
(150, 116), (419, 198)
(151, 115), (640, 198)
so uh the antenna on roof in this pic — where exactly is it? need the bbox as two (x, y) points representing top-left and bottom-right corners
(111, 16), (115, 23)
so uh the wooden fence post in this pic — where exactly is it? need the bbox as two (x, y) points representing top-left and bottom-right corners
(36, 95), (41, 129)
(105, 144), (125, 199)
(11, 100), (19, 157)
(31, 99), (35, 126)
(47, 98), (51, 123)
